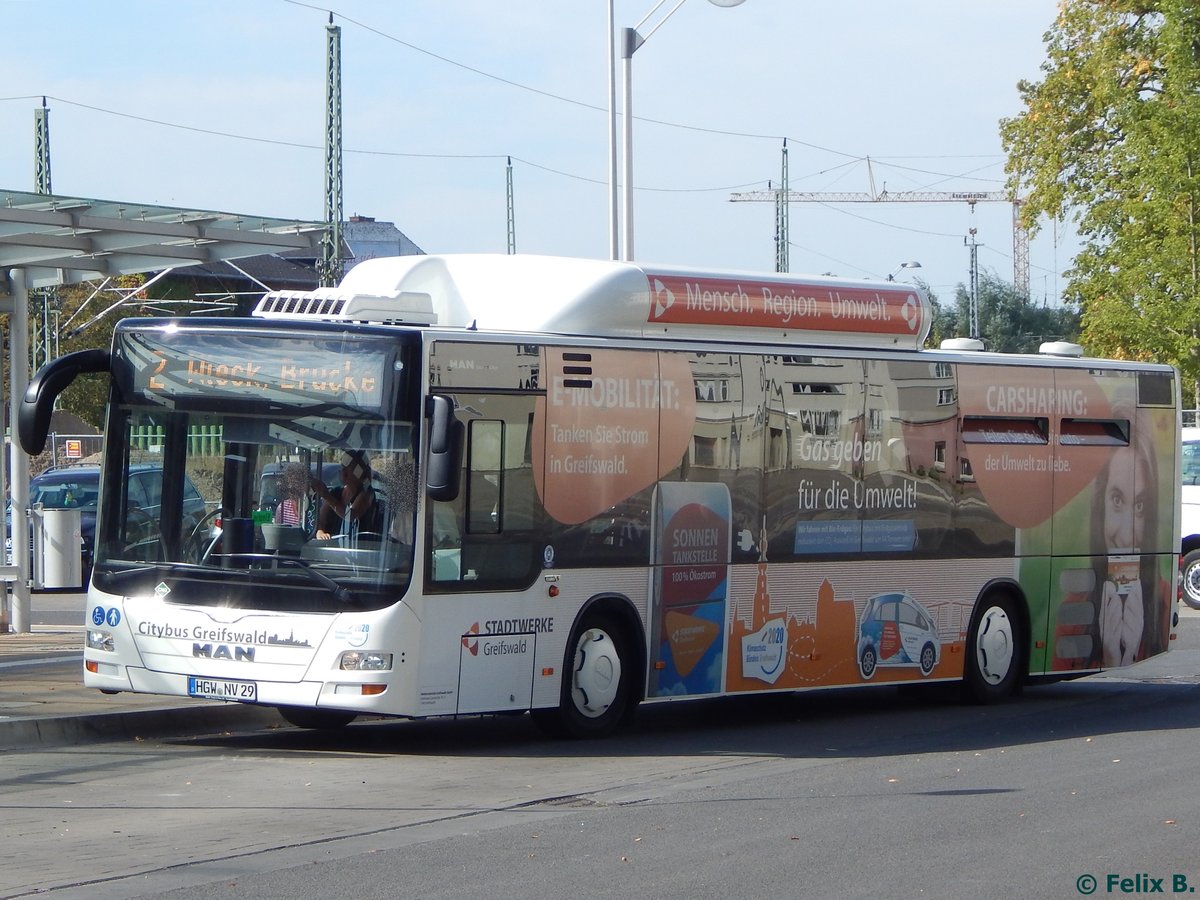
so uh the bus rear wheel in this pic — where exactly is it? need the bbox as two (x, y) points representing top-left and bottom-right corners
(1181, 550), (1200, 610)
(277, 706), (357, 730)
(963, 594), (1023, 703)
(534, 611), (633, 739)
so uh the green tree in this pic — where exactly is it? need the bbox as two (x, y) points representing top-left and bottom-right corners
(40, 275), (153, 429)
(1000, 0), (1200, 398)
(927, 270), (1081, 353)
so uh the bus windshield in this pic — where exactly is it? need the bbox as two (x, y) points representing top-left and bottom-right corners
(92, 324), (419, 611)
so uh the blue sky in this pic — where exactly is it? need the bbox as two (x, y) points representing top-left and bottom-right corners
(0, 1), (1074, 304)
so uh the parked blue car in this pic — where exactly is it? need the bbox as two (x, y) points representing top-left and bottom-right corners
(8, 464), (207, 584)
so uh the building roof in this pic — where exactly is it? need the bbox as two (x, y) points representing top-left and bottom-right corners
(162, 216), (425, 297)
(170, 255), (321, 292)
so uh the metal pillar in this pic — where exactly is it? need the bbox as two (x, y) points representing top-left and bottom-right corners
(0, 276), (6, 632)
(319, 15), (344, 287)
(4, 269), (31, 632)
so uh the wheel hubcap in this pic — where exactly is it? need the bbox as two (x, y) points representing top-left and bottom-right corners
(860, 647), (876, 678)
(976, 606), (1014, 685)
(572, 627), (621, 718)
(1186, 563), (1200, 604)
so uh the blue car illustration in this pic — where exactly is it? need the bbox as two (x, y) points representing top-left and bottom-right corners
(857, 591), (940, 679)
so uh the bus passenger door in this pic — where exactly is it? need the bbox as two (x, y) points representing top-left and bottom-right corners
(422, 388), (546, 716)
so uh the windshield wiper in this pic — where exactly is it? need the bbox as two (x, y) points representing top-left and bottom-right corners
(191, 553), (355, 604)
(97, 557), (352, 603)
(271, 557), (353, 603)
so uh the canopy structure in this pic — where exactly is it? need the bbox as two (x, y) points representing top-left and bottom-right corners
(0, 189), (325, 632)
(0, 190), (323, 288)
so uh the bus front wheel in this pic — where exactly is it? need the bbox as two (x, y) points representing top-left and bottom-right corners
(963, 594), (1023, 703)
(534, 611), (633, 739)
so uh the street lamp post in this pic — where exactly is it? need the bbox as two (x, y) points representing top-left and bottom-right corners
(888, 260), (922, 281)
(607, 1), (619, 260)
(611, 0), (745, 261)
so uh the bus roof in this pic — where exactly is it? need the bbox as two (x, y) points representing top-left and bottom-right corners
(254, 253), (933, 351)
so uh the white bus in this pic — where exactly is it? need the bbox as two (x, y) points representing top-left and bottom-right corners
(20, 254), (1181, 736)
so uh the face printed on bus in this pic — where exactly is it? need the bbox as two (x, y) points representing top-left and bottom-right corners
(1103, 443), (1148, 554)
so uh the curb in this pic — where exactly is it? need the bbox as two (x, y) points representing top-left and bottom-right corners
(0, 702), (285, 750)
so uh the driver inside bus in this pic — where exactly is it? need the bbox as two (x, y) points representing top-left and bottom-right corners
(311, 450), (383, 539)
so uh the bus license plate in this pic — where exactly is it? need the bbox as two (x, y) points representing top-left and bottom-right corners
(187, 676), (257, 703)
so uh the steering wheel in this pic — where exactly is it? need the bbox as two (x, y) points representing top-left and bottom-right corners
(186, 506), (226, 563)
(121, 505), (158, 556)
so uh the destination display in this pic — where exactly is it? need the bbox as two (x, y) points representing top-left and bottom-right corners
(119, 329), (392, 411)
(642, 272), (927, 343)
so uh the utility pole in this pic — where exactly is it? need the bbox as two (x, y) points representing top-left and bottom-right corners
(33, 97), (56, 368)
(966, 227), (980, 339)
(1011, 198), (1029, 303)
(506, 157), (516, 254)
(319, 14), (344, 288)
(34, 98), (51, 195)
(775, 140), (789, 273)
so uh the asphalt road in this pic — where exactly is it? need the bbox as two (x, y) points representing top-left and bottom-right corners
(3, 610), (1199, 900)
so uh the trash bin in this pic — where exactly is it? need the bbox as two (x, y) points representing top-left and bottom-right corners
(32, 505), (82, 589)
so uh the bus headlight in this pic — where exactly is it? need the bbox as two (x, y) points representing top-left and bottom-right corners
(87, 630), (115, 652)
(339, 651), (392, 671)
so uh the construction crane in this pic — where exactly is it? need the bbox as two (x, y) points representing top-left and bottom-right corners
(730, 155), (1029, 300)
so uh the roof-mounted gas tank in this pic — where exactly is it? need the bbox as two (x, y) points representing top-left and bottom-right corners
(253, 253), (932, 350)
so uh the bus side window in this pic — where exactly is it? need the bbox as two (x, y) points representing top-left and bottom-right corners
(428, 397), (542, 588)
(467, 419), (502, 535)
(468, 473), (499, 533)
(430, 498), (463, 581)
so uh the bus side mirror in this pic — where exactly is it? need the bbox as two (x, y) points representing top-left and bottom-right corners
(425, 394), (464, 502)
(19, 348), (111, 454)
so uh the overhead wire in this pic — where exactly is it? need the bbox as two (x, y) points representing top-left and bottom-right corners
(0, 0), (1009, 199)
(2, 3), (1049, 281)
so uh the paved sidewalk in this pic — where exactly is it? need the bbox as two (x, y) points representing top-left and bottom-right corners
(0, 626), (280, 748)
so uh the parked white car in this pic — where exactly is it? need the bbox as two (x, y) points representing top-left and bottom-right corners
(856, 590), (940, 679)
(1180, 428), (1200, 609)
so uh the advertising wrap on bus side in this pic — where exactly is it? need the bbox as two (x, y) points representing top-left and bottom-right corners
(18, 254), (1180, 738)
